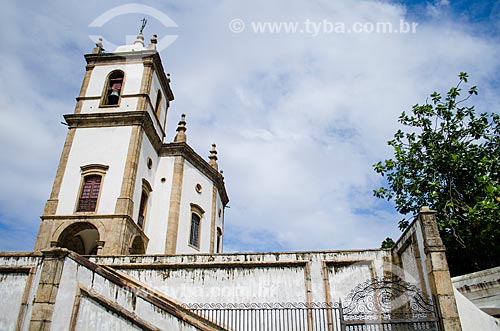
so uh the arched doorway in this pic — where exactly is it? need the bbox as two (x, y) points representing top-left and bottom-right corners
(57, 222), (100, 255)
(129, 236), (146, 255)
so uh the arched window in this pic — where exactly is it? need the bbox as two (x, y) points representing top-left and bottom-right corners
(189, 204), (205, 249)
(189, 213), (201, 248)
(76, 164), (108, 213)
(77, 175), (101, 212)
(138, 179), (152, 229)
(216, 227), (223, 253)
(154, 89), (163, 118)
(102, 70), (124, 106)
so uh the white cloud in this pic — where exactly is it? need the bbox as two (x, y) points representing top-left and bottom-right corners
(0, 0), (499, 252)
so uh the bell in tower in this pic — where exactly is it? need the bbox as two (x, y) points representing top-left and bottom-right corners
(106, 72), (124, 105)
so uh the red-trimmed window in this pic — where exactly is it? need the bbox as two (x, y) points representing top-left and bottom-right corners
(77, 175), (101, 212)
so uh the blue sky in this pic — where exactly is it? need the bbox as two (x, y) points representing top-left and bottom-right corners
(0, 0), (499, 252)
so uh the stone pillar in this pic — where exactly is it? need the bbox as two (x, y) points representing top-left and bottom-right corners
(137, 58), (154, 111)
(29, 248), (69, 331)
(115, 126), (144, 217)
(418, 207), (462, 331)
(209, 184), (217, 254)
(165, 155), (184, 254)
(41, 128), (76, 217)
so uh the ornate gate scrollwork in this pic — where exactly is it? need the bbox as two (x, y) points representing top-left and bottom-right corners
(341, 276), (440, 330)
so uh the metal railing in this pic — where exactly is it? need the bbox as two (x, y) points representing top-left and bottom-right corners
(183, 302), (343, 331)
(184, 277), (441, 331)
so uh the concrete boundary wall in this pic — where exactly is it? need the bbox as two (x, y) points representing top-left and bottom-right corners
(0, 208), (466, 331)
(0, 249), (225, 331)
(91, 249), (390, 305)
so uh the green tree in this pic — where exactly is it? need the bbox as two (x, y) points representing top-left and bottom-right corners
(373, 72), (500, 276)
(381, 237), (395, 249)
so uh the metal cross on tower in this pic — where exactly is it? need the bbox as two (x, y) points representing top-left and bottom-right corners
(140, 18), (147, 33)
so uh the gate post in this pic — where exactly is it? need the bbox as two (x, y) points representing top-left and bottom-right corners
(418, 206), (462, 331)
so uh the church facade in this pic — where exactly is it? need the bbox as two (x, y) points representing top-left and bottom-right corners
(2, 32), (494, 331)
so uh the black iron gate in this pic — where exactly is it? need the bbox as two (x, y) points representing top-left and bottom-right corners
(183, 277), (440, 331)
(185, 302), (342, 331)
(340, 277), (440, 331)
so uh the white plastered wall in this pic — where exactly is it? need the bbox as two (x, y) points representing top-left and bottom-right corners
(56, 126), (132, 215)
(0, 255), (44, 331)
(214, 191), (224, 252)
(176, 160), (214, 254)
(148, 72), (168, 132)
(132, 133), (179, 254)
(143, 155), (175, 254)
(50, 257), (202, 331)
(96, 250), (388, 305)
(454, 287), (500, 331)
(132, 132), (158, 223)
(80, 63), (144, 113)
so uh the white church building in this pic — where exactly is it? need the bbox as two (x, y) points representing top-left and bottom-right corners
(0, 31), (498, 331)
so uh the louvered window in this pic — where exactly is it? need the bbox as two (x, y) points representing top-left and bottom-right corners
(77, 175), (101, 212)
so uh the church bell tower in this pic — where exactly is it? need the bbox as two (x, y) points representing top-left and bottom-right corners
(35, 30), (228, 256)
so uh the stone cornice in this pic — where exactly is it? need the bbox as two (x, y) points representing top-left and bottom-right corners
(103, 260), (307, 269)
(75, 93), (164, 131)
(40, 214), (133, 221)
(84, 51), (174, 102)
(40, 214), (149, 243)
(64, 111), (164, 151)
(0, 251), (43, 257)
(161, 143), (229, 206)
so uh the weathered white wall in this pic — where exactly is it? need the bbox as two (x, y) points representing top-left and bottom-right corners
(94, 250), (388, 304)
(326, 261), (375, 302)
(0, 273), (30, 330)
(0, 252), (210, 331)
(50, 255), (206, 331)
(56, 126), (131, 215)
(74, 297), (142, 331)
(392, 219), (431, 297)
(400, 242), (420, 287)
(0, 249), (433, 331)
(132, 265), (307, 304)
(0, 254), (43, 331)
